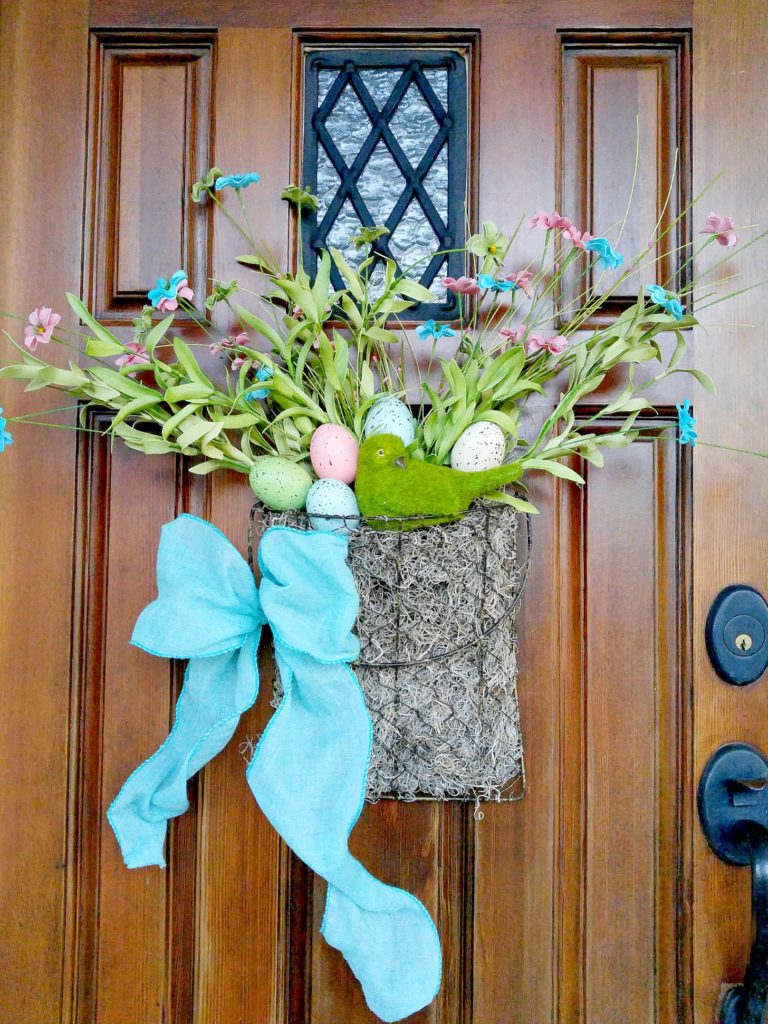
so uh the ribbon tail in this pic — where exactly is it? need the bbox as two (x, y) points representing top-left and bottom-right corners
(108, 632), (260, 868)
(247, 650), (441, 1024)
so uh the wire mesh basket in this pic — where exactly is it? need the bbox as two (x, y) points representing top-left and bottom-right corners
(249, 500), (530, 803)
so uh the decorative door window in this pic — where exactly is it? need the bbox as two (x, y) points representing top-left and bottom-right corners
(301, 48), (469, 319)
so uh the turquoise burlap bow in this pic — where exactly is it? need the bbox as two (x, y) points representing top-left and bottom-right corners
(107, 514), (441, 1023)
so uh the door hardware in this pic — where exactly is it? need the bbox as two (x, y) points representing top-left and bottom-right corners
(698, 743), (768, 1023)
(706, 586), (768, 686)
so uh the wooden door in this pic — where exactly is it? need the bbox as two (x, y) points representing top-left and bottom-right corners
(1, 2), (765, 1022)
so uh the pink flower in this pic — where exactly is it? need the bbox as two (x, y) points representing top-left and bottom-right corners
(115, 341), (151, 370)
(525, 333), (569, 356)
(505, 269), (535, 298)
(292, 305), (304, 320)
(563, 226), (595, 250)
(209, 330), (248, 355)
(156, 277), (194, 313)
(443, 275), (482, 297)
(528, 211), (572, 231)
(23, 306), (61, 350)
(500, 326), (524, 342)
(230, 354), (247, 371)
(700, 211), (738, 247)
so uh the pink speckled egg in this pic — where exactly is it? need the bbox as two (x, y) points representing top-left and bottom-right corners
(310, 424), (360, 484)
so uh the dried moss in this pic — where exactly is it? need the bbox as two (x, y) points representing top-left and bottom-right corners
(252, 502), (528, 803)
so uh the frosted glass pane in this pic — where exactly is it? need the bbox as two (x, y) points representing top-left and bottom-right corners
(364, 262), (387, 300)
(388, 199), (439, 276)
(307, 54), (465, 308)
(424, 68), (448, 107)
(326, 198), (364, 260)
(430, 260), (448, 301)
(359, 68), (403, 108)
(356, 142), (404, 224)
(324, 84), (370, 165)
(423, 144), (448, 221)
(316, 143), (340, 221)
(318, 69), (335, 105)
(389, 84), (439, 166)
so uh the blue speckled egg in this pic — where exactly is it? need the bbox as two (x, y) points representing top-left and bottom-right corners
(363, 396), (415, 446)
(306, 478), (360, 534)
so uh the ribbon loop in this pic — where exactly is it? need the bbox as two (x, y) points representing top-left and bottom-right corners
(132, 514), (264, 659)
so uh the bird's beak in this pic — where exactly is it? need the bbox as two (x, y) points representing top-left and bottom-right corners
(395, 457), (406, 468)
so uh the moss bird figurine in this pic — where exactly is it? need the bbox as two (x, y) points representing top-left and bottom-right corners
(356, 434), (523, 530)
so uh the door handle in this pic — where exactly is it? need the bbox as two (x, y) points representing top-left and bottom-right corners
(698, 743), (768, 1024)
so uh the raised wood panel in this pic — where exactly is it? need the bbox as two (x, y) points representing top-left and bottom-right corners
(69, 422), (182, 1024)
(475, 425), (691, 1024)
(560, 33), (690, 315)
(68, 437), (285, 1024)
(84, 31), (214, 323)
(194, 472), (284, 1024)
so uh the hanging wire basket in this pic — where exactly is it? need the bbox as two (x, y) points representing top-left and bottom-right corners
(249, 500), (530, 803)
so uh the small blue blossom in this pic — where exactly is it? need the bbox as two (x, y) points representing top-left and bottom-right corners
(214, 173), (261, 191)
(647, 284), (686, 321)
(416, 319), (457, 341)
(0, 407), (13, 453)
(148, 269), (191, 310)
(246, 364), (273, 402)
(477, 273), (518, 293)
(584, 237), (624, 270)
(676, 400), (697, 446)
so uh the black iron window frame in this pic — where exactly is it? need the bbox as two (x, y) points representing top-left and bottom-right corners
(301, 48), (468, 321)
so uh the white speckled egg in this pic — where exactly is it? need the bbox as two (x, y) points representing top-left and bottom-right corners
(450, 421), (507, 472)
(363, 396), (415, 446)
(248, 456), (313, 510)
(306, 478), (360, 534)
(310, 423), (359, 484)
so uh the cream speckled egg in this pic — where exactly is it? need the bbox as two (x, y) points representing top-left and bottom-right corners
(310, 423), (359, 484)
(306, 478), (360, 534)
(363, 396), (415, 446)
(248, 456), (313, 510)
(450, 421), (507, 472)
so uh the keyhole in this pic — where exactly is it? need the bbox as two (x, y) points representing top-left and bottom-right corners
(736, 633), (754, 652)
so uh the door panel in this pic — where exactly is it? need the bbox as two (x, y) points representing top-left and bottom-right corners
(3, 3), (763, 1023)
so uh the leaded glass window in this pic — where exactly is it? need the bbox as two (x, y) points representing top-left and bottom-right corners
(302, 49), (468, 319)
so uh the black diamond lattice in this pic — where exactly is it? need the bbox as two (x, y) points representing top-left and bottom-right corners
(302, 50), (468, 319)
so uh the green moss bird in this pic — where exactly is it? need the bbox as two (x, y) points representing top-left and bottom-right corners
(355, 434), (523, 531)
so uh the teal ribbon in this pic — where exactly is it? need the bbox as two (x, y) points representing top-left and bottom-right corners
(107, 514), (441, 1023)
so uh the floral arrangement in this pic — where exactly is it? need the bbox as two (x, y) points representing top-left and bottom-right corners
(0, 168), (755, 528)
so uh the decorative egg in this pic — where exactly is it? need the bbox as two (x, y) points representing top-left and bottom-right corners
(248, 456), (313, 510)
(363, 396), (415, 446)
(306, 478), (360, 534)
(310, 423), (360, 484)
(450, 421), (507, 472)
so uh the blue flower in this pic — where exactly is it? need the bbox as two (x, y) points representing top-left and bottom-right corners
(147, 269), (192, 310)
(584, 237), (624, 270)
(0, 407), (13, 453)
(246, 364), (273, 402)
(477, 273), (518, 293)
(676, 400), (697, 447)
(647, 284), (686, 321)
(416, 319), (457, 341)
(214, 173), (261, 191)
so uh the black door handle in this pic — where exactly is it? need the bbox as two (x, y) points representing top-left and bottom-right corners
(698, 743), (768, 1024)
